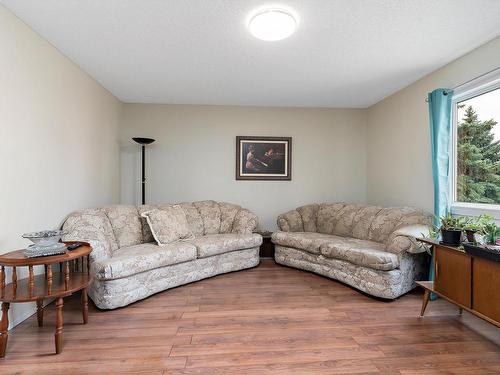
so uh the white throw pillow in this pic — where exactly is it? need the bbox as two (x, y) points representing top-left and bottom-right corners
(141, 205), (193, 245)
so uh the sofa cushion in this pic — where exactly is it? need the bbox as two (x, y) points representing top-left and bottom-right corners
(218, 202), (241, 233)
(332, 204), (362, 237)
(320, 237), (399, 271)
(194, 200), (222, 235)
(316, 203), (346, 234)
(367, 207), (421, 243)
(93, 242), (197, 280)
(187, 233), (262, 258)
(277, 210), (304, 232)
(351, 205), (383, 240)
(297, 204), (319, 232)
(232, 209), (259, 234)
(142, 206), (194, 245)
(178, 202), (205, 237)
(272, 232), (337, 255)
(104, 205), (143, 248)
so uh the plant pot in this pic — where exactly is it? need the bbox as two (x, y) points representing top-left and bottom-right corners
(440, 229), (462, 246)
(465, 229), (477, 243)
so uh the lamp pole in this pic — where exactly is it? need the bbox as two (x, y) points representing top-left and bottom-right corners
(132, 137), (155, 205)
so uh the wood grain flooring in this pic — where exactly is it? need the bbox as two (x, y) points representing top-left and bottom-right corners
(0, 260), (498, 374)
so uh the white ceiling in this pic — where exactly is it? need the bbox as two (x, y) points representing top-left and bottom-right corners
(2, 0), (500, 108)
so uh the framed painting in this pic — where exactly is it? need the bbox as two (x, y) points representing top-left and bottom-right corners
(236, 136), (292, 180)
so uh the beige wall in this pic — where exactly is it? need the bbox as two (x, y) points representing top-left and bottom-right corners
(120, 104), (368, 229)
(366, 37), (500, 212)
(0, 6), (122, 327)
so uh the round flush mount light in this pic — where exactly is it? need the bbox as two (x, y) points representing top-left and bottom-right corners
(248, 8), (297, 41)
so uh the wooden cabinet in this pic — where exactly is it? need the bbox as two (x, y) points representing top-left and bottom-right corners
(473, 257), (500, 323)
(417, 240), (500, 328)
(434, 246), (471, 307)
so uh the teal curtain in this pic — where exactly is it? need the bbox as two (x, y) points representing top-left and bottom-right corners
(428, 88), (453, 292)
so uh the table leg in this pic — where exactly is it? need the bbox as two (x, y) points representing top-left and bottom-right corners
(0, 302), (10, 358)
(81, 288), (88, 324)
(420, 289), (431, 317)
(36, 299), (44, 327)
(55, 297), (63, 354)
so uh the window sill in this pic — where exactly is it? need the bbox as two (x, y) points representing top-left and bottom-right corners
(451, 202), (500, 221)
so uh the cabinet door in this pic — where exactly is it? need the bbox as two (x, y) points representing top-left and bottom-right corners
(472, 257), (500, 323)
(434, 246), (471, 308)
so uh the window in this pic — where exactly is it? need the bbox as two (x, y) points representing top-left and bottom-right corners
(451, 70), (500, 219)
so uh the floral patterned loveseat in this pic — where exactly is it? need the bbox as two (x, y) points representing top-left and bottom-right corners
(62, 201), (261, 309)
(272, 203), (431, 299)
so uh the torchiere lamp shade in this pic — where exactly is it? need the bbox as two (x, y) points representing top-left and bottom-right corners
(132, 137), (155, 145)
(133, 137), (156, 204)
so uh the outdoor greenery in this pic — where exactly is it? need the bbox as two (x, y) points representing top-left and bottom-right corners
(457, 105), (500, 204)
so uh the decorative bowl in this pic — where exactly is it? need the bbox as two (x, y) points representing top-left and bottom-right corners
(22, 229), (66, 247)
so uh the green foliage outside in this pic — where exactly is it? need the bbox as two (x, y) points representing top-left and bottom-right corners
(456, 105), (500, 204)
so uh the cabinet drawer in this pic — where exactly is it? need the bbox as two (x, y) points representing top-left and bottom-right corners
(434, 246), (471, 307)
(473, 257), (500, 322)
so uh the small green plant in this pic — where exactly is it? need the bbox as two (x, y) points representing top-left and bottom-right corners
(483, 222), (500, 245)
(439, 214), (466, 230)
(463, 214), (495, 234)
(427, 224), (440, 241)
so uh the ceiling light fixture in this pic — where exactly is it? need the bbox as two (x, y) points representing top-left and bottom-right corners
(248, 8), (297, 41)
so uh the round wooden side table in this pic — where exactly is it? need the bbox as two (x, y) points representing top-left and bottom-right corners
(0, 242), (92, 357)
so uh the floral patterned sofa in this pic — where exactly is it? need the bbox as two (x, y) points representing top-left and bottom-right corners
(272, 203), (431, 299)
(62, 201), (261, 309)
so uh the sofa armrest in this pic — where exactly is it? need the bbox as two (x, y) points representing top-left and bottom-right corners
(386, 224), (430, 254)
(232, 209), (259, 234)
(277, 210), (304, 232)
(62, 232), (111, 264)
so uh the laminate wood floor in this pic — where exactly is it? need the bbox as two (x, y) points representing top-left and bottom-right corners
(0, 260), (499, 374)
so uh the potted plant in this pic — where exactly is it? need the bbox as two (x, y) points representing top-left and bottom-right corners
(439, 214), (465, 246)
(483, 222), (500, 246)
(463, 214), (494, 243)
(463, 221), (500, 262)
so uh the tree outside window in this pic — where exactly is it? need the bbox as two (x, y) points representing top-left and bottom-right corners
(456, 88), (500, 204)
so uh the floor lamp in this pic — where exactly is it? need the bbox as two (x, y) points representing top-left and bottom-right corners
(132, 137), (155, 205)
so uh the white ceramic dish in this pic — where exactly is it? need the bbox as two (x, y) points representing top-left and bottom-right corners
(22, 229), (66, 247)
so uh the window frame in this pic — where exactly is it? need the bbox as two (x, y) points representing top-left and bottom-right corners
(450, 69), (500, 220)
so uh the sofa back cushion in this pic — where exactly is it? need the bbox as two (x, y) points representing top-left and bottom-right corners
(331, 204), (363, 237)
(316, 203), (346, 234)
(351, 205), (383, 240)
(219, 202), (241, 233)
(62, 201), (258, 250)
(284, 202), (429, 245)
(231, 208), (258, 234)
(104, 205), (143, 248)
(296, 204), (319, 232)
(193, 200), (222, 235)
(277, 210), (304, 232)
(317, 203), (366, 237)
(368, 206), (429, 243)
(141, 206), (194, 245)
(177, 202), (205, 237)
